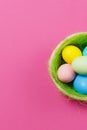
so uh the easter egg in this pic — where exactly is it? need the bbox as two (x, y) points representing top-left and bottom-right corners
(72, 56), (87, 75)
(83, 46), (87, 56)
(73, 75), (87, 94)
(57, 64), (76, 83)
(62, 45), (82, 64)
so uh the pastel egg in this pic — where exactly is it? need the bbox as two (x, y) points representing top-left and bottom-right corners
(73, 75), (87, 94)
(83, 46), (87, 56)
(57, 64), (76, 83)
(72, 56), (87, 75)
(62, 45), (82, 64)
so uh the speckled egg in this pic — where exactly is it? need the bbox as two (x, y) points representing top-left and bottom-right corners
(57, 64), (76, 83)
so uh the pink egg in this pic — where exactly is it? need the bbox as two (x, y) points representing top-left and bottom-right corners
(57, 64), (76, 83)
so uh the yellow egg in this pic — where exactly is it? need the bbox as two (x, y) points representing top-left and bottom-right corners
(62, 45), (82, 64)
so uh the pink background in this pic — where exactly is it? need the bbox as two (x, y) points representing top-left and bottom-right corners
(0, 0), (87, 129)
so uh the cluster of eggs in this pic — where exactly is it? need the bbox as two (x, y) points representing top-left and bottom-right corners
(57, 45), (87, 94)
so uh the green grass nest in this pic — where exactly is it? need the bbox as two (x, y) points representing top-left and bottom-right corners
(49, 32), (87, 102)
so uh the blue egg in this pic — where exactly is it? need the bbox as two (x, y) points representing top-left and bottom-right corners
(83, 46), (87, 56)
(73, 75), (87, 94)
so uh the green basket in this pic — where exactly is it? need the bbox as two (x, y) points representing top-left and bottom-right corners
(49, 32), (87, 102)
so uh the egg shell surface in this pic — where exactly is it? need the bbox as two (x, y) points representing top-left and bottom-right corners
(74, 75), (87, 94)
(72, 56), (87, 75)
(83, 46), (87, 56)
(62, 45), (82, 64)
(57, 64), (76, 83)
